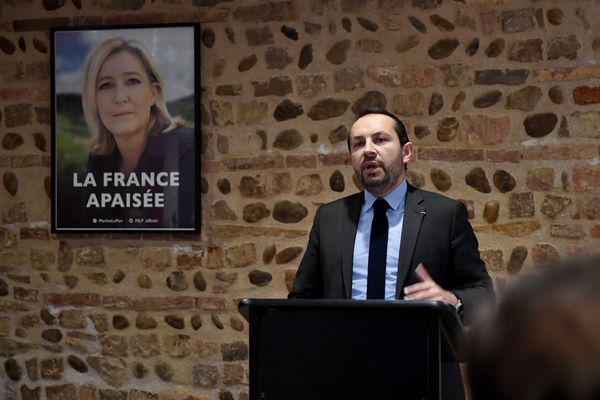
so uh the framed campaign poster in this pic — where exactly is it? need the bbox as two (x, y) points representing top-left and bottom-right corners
(51, 23), (200, 233)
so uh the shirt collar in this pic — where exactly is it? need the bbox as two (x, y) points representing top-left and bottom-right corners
(363, 180), (407, 212)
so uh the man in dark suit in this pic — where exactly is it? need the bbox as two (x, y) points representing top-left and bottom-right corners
(289, 107), (495, 399)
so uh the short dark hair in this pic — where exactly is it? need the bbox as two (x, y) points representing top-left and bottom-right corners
(467, 254), (600, 400)
(347, 107), (409, 151)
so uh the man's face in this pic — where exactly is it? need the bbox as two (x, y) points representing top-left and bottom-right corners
(349, 113), (412, 197)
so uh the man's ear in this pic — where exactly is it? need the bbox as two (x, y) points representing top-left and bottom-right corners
(402, 142), (414, 163)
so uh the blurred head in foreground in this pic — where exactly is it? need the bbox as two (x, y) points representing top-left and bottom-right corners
(467, 254), (600, 400)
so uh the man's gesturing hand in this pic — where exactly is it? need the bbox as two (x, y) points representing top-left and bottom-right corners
(403, 263), (459, 306)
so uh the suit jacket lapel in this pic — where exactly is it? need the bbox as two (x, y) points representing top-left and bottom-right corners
(341, 193), (363, 299)
(396, 185), (425, 298)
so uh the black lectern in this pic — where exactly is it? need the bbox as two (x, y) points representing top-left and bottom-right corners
(239, 299), (465, 400)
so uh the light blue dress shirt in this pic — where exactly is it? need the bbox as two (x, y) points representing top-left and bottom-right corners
(351, 181), (407, 300)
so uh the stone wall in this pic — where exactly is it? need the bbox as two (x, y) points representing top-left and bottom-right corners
(1, 0), (599, 399)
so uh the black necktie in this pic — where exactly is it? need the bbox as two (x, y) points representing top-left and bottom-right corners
(367, 198), (389, 299)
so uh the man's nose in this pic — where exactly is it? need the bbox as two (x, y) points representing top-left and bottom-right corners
(363, 140), (376, 155)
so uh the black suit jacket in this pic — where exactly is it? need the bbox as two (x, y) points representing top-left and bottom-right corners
(289, 184), (495, 400)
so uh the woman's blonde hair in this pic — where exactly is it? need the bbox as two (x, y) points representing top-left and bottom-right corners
(82, 37), (177, 155)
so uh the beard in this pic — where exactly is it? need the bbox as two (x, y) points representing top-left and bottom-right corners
(355, 158), (404, 193)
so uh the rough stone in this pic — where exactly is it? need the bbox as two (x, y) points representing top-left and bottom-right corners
(475, 69), (529, 86)
(101, 335), (128, 358)
(298, 44), (314, 69)
(508, 39), (542, 62)
(3, 171), (18, 196)
(392, 92), (427, 117)
(265, 46), (292, 69)
(353, 91), (387, 115)
(429, 93), (444, 116)
(437, 117), (459, 142)
(507, 86), (542, 111)
(193, 364), (219, 388)
(547, 8), (564, 25)
(274, 129), (303, 150)
(406, 170), (426, 189)
(221, 342), (249, 362)
(355, 39), (382, 53)
(238, 54), (257, 72)
(112, 315), (129, 331)
(5, 358), (22, 380)
(524, 113), (558, 138)
(485, 39), (505, 57)
(308, 98), (349, 120)
(548, 35), (581, 60)
(326, 40), (351, 65)
(567, 111), (600, 138)
(509, 192), (535, 218)
(76, 246), (104, 266)
(532, 243), (560, 267)
(4, 104), (32, 128)
(334, 67), (364, 92)
(155, 360), (174, 382)
(165, 315), (185, 330)
(527, 168), (554, 191)
(473, 90), (502, 108)
(167, 271), (188, 292)
(408, 16), (427, 33)
(89, 313), (108, 332)
(252, 76), (292, 97)
(275, 247), (303, 264)
(46, 384), (76, 400)
(550, 224), (585, 239)
(549, 86), (563, 104)
(430, 168), (452, 192)
(295, 174), (323, 196)
(493, 170), (516, 193)
(481, 249), (504, 272)
(273, 201), (308, 223)
(465, 168), (491, 193)
(211, 313), (224, 330)
(452, 92), (466, 111)
(505, 246), (527, 275)
(188, 314), (202, 331)
(281, 25), (298, 40)
(296, 73), (326, 98)
(164, 334), (190, 358)
(428, 38), (459, 60)
(233, 1), (298, 22)
(440, 64), (472, 88)
(241, 202), (270, 223)
(357, 16), (378, 31)
(238, 101), (268, 126)
(59, 310), (85, 329)
(226, 243), (256, 268)
(248, 270), (272, 287)
(274, 99), (303, 121)
(341, 17), (352, 32)
(41, 357), (63, 380)
(193, 271), (207, 292)
(215, 84), (241, 97)
(396, 35), (420, 53)
(201, 29), (215, 48)
(576, 196), (600, 220)
(239, 175), (267, 198)
(137, 274), (152, 289)
(135, 313), (158, 330)
(430, 14), (454, 32)
(465, 38), (480, 57)
(245, 26), (274, 46)
(2, 133), (23, 150)
(540, 195), (571, 219)
(330, 170), (345, 192)
(21, 385), (41, 400)
(483, 201), (500, 223)
(573, 86), (600, 105)
(572, 165), (600, 192)
(501, 8), (535, 33)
